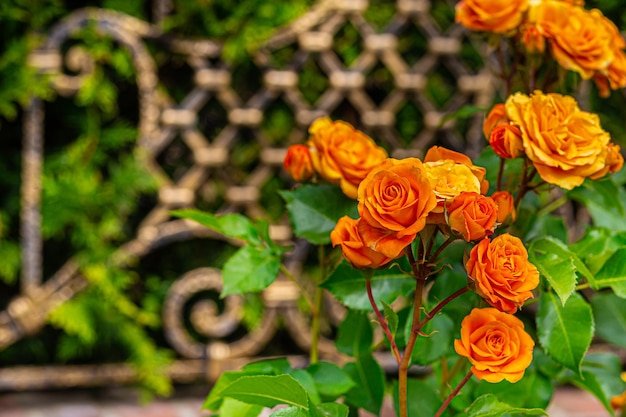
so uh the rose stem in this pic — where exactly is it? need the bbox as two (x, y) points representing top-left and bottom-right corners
(430, 235), (456, 264)
(309, 245), (327, 364)
(366, 278), (401, 364)
(280, 264), (314, 311)
(399, 246), (427, 417)
(433, 370), (473, 417)
(496, 158), (505, 192)
(416, 286), (470, 332)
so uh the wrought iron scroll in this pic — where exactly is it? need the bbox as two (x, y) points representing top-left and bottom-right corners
(0, 0), (496, 389)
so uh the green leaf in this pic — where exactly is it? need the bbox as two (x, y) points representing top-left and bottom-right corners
(290, 369), (321, 405)
(343, 354), (385, 415)
(335, 310), (373, 357)
(270, 406), (309, 417)
(321, 261), (414, 310)
(204, 371), (255, 410)
(536, 291), (594, 374)
(243, 358), (293, 375)
(411, 313), (454, 365)
(569, 228), (626, 274)
(569, 178), (626, 231)
(392, 378), (439, 417)
(473, 368), (553, 410)
(591, 292), (626, 348)
(529, 237), (591, 305)
(222, 246), (281, 296)
(280, 184), (358, 244)
(171, 209), (261, 245)
(524, 214), (568, 244)
(218, 398), (264, 417)
(592, 247), (626, 297)
(466, 394), (548, 417)
(307, 362), (355, 400)
(221, 374), (309, 409)
(316, 403), (349, 417)
(382, 301), (399, 336)
(562, 352), (626, 415)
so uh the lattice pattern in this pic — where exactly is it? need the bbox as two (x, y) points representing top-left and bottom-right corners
(0, 0), (496, 389)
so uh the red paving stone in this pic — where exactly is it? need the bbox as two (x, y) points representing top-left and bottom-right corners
(0, 386), (615, 416)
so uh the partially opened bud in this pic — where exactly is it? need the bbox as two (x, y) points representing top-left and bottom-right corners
(492, 190), (516, 223)
(447, 192), (498, 241)
(283, 144), (314, 182)
(489, 124), (524, 159)
(482, 103), (508, 139)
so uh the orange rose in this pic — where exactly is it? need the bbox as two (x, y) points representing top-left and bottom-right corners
(588, 142), (625, 180)
(307, 117), (388, 199)
(594, 50), (626, 97)
(455, 0), (529, 34)
(466, 234), (539, 313)
(357, 158), (437, 257)
(455, 307), (535, 383)
(593, 14), (626, 96)
(423, 146), (489, 214)
(505, 91), (613, 189)
(489, 124), (524, 159)
(283, 144), (314, 182)
(483, 105), (523, 158)
(330, 216), (395, 268)
(482, 103), (508, 140)
(447, 192), (498, 241)
(533, 2), (613, 79)
(491, 191), (516, 223)
(522, 25), (546, 53)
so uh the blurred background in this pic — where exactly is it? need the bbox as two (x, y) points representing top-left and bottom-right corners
(0, 0), (625, 415)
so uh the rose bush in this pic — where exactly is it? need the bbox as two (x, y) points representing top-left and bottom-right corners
(175, 1), (626, 416)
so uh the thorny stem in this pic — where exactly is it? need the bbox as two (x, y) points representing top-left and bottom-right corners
(514, 158), (539, 211)
(497, 158), (505, 192)
(430, 235), (457, 264)
(538, 195), (568, 217)
(399, 267), (426, 417)
(366, 278), (402, 364)
(309, 245), (327, 364)
(417, 286), (470, 331)
(310, 285), (323, 364)
(434, 370), (473, 417)
(496, 41), (512, 97)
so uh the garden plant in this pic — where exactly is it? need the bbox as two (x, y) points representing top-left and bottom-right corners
(174, 1), (626, 416)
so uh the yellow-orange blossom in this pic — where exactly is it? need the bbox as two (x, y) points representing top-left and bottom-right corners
(455, 307), (535, 383)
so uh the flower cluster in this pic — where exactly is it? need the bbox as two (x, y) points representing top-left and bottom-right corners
(284, 118), (539, 383)
(283, 117), (387, 199)
(483, 90), (624, 189)
(455, 0), (626, 96)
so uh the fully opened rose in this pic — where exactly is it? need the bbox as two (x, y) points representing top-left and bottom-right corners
(466, 233), (539, 313)
(447, 192), (498, 241)
(307, 117), (387, 199)
(505, 91), (617, 189)
(357, 158), (437, 258)
(330, 216), (396, 268)
(455, 0), (529, 34)
(455, 308), (535, 383)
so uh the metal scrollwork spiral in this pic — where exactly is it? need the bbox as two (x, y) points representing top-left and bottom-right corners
(163, 267), (278, 360)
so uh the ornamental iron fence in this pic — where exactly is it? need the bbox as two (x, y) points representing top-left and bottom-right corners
(0, 0), (496, 390)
